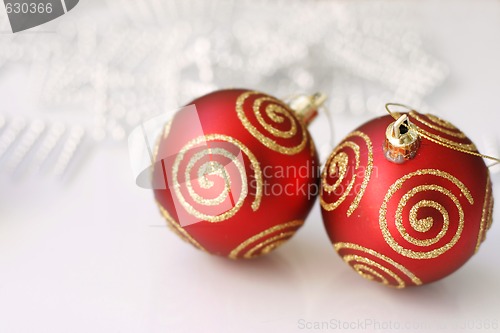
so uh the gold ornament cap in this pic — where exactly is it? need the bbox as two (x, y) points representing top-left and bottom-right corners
(288, 93), (327, 125)
(383, 114), (420, 164)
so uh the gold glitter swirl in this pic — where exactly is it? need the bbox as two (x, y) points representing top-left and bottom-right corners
(236, 91), (307, 155)
(229, 220), (304, 259)
(320, 131), (373, 216)
(153, 119), (173, 165)
(157, 202), (207, 252)
(409, 201), (445, 234)
(396, 187), (454, 248)
(409, 111), (466, 138)
(380, 169), (474, 259)
(151, 119), (174, 190)
(418, 128), (477, 151)
(334, 243), (422, 288)
(408, 112), (477, 152)
(345, 255), (405, 287)
(353, 265), (389, 285)
(162, 119), (173, 139)
(426, 114), (457, 129)
(172, 134), (263, 223)
(475, 175), (493, 253)
(487, 193), (494, 231)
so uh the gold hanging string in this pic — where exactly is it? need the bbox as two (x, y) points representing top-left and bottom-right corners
(385, 103), (500, 167)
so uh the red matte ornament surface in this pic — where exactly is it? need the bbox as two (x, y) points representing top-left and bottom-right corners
(320, 112), (494, 287)
(153, 89), (320, 259)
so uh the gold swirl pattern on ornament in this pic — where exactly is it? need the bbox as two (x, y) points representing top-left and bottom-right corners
(153, 119), (173, 165)
(353, 265), (390, 285)
(487, 192), (494, 231)
(475, 175), (493, 253)
(334, 242), (422, 288)
(409, 200), (445, 234)
(152, 119), (174, 190)
(426, 114), (458, 129)
(408, 112), (476, 152)
(409, 111), (466, 138)
(162, 118), (174, 139)
(157, 202), (207, 252)
(236, 91), (307, 155)
(320, 131), (373, 217)
(229, 220), (304, 259)
(380, 169), (474, 260)
(172, 134), (262, 223)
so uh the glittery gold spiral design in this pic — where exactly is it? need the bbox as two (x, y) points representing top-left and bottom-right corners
(475, 175), (494, 253)
(229, 220), (304, 259)
(408, 111), (477, 152)
(380, 169), (474, 259)
(153, 119), (173, 166)
(487, 194), (494, 232)
(236, 91), (308, 155)
(157, 202), (207, 252)
(320, 131), (373, 216)
(172, 134), (263, 223)
(334, 243), (422, 288)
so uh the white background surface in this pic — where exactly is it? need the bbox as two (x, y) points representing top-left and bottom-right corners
(1, 1), (500, 333)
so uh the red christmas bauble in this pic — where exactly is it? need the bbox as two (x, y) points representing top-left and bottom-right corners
(153, 89), (320, 259)
(320, 111), (494, 287)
